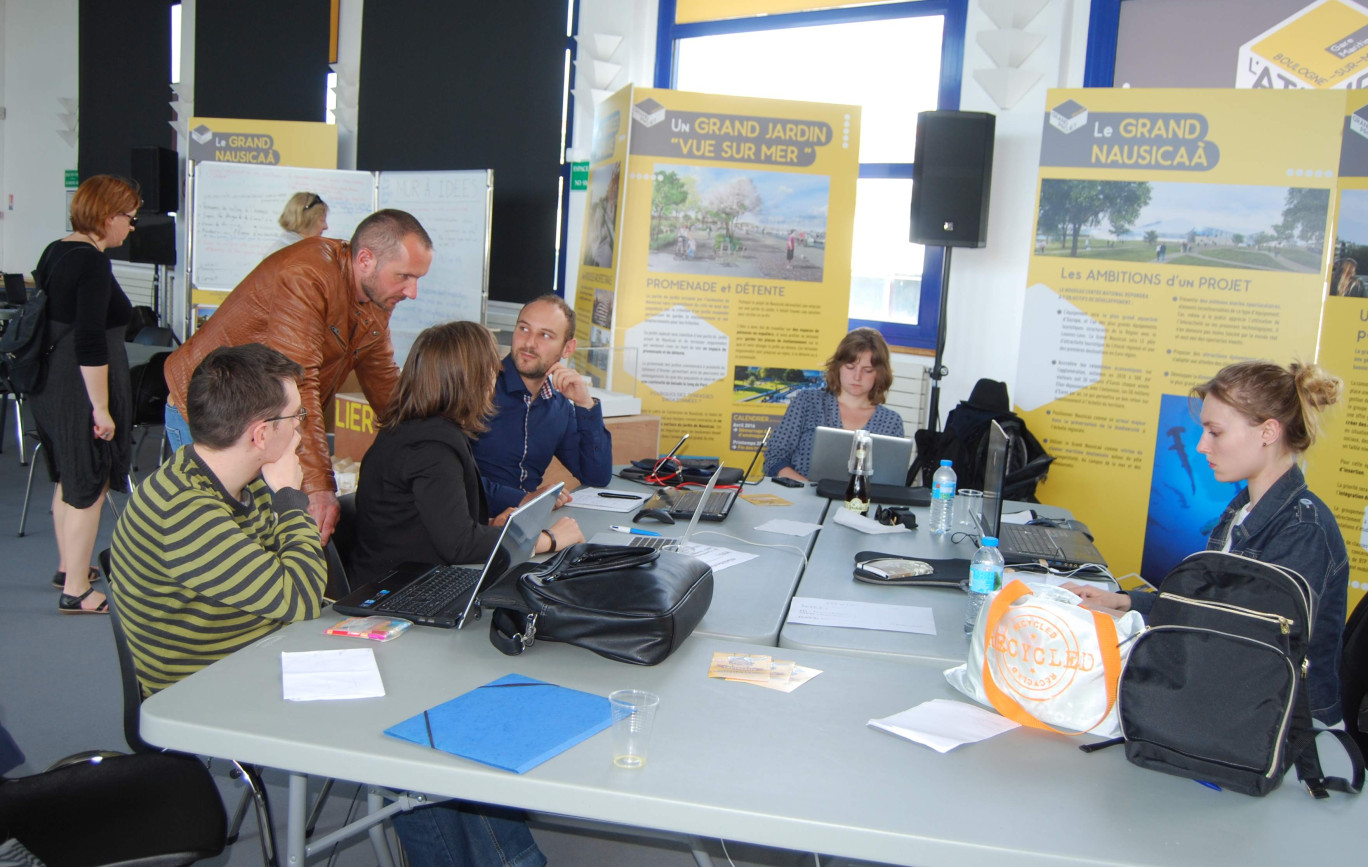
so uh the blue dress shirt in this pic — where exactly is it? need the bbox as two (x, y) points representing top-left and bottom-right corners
(473, 354), (613, 514)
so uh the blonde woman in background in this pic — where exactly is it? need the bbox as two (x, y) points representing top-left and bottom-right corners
(269, 192), (329, 252)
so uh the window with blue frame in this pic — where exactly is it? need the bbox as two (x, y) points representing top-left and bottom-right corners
(655, 0), (967, 350)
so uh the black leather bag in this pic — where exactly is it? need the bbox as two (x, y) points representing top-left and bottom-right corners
(481, 543), (713, 665)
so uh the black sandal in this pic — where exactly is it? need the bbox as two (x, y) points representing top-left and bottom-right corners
(52, 566), (102, 590)
(58, 587), (108, 615)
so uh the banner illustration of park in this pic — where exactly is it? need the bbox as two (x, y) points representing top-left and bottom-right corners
(576, 86), (860, 465)
(1019, 87), (1368, 612)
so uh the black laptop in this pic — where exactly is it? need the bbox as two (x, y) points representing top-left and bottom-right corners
(635, 431), (768, 522)
(332, 483), (561, 628)
(981, 420), (1107, 570)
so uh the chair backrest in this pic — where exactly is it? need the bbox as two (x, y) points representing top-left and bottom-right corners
(132, 325), (178, 347)
(2, 273), (27, 305)
(128, 351), (171, 426)
(98, 549), (155, 754)
(334, 492), (358, 563)
(323, 539), (351, 599)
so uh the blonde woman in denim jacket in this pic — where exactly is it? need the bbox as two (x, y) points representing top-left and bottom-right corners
(1069, 360), (1347, 724)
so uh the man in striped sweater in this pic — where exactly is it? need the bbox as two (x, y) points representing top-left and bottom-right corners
(111, 343), (327, 697)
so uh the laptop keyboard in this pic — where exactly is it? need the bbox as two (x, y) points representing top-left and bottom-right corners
(671, 490), (731, 514)
(376, 565), (481, 616)
(1000, 523), (1063, 556)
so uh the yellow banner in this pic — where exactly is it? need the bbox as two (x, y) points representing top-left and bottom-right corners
(1306, 89), (1368, 612)
(578, 86), (860, 465)
(1020, 88), (1344, 585)
(675, 1), (894, 24)
(187, 117), (337, 169)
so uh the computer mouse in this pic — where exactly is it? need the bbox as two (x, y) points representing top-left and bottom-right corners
(634, 508), (676, 525)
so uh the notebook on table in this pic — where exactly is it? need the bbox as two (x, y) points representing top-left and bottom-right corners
(331, 483), (562, 628)
(980, 421), (1106, 570)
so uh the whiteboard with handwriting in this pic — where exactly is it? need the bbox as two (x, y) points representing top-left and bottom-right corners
(378, 170), (492, 363)
(189, 162), (375, 290)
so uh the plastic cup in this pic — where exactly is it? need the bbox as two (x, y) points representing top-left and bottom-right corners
(954, 489), (984, 531)
(609, 689), (660, 769)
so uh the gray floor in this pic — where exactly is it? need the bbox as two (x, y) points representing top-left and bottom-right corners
(0, 405), (837, 867)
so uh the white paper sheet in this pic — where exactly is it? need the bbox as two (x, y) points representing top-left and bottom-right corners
(672, 543), (757, 572)
(787, 597), (936, 635)
(754, 518), (824, 537)
(281, 649), (385, 701)
(565, 487), (648, 512)
(869, 699), (1020, 753)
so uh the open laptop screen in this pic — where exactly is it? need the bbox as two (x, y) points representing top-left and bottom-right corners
(980, 420), (1009, 539)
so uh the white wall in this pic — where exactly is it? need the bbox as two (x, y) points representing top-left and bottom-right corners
(1, 0), (79, 276)
(567, 0), (1093, 425)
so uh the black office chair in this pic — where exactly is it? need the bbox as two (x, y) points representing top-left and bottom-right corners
(0, 750), (227, 866)
(99, 550), (279, 866)
(128, 350), (171, 476)
(132, 325), (179, 347)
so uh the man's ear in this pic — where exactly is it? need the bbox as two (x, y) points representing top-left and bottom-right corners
(561, 337), (577, 360)
(354, 246), (376, 277)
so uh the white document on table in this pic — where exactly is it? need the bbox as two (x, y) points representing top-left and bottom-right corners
(787, 597), (936, 635)
(565, 487), (646, 512)
(281, 648), (385, 701)
(682, 543), (757, 573)
(869, 699), (1020, 753)
(754, 518), (824, 536)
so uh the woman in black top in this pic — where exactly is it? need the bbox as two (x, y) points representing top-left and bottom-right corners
(31, 175), (140, 613)
(349, 320), (582, 584)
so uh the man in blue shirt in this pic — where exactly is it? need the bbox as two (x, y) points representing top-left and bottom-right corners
(474, 294), (612, 514)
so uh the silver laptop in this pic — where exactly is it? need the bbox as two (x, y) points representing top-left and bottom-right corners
(592, 465), (723, 555)
(808, 426), (914, 487)
(332, 483), (562, 628)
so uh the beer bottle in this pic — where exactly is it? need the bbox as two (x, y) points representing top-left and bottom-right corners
(844, 441), (870, 514)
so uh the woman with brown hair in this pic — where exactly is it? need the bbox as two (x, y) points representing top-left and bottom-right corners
(349, 320), (577, 867)
(29, 174), (141, 613)
(1069, 360), (1348, 724)
(349, 320), (582, 584)
(763, 326), (904, 481)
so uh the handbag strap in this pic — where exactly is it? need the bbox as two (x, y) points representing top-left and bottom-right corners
(489, 608), (537, 657)
(980, 580), (1122, 736)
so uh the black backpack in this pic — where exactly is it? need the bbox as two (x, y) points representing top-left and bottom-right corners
(0, 280), (51, 394)
(1342, 591), (1368, 761)
(910, 379), (1053, 500)
(1083, 551), (1364, 798)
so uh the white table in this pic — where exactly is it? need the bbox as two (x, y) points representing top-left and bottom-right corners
(140, 617), (1367, 867)
(779, 501), (1082, 664)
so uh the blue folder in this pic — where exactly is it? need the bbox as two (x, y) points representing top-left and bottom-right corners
(384, 673), (612, 774)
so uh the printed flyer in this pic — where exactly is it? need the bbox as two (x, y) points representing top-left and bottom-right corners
(1017, 88), (1346, 589)
(576, 86), (861, 466)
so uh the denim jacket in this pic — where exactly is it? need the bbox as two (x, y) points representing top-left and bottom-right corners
(1131, 465), (1348, 724)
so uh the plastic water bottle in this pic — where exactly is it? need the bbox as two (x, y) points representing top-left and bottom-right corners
(964, 537), (1004, 636)
(930, 459), (957, 535)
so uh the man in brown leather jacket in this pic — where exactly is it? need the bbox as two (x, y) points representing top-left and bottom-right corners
(164, 209), (433, 544)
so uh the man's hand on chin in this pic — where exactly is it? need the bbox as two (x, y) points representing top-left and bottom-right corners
(548, 362), (594, 410)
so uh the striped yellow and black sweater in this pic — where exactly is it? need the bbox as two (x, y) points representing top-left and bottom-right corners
(111, 446), (327, 696)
